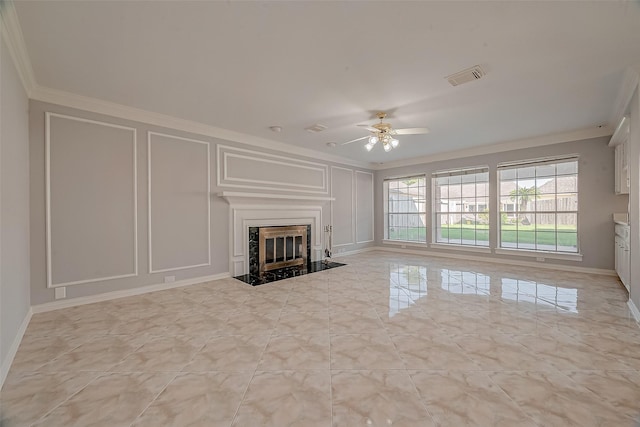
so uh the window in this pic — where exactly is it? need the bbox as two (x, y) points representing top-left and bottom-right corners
(383, 175), (426, 242)
(498, 156), (578, 253)
(433, 167), (489, 246)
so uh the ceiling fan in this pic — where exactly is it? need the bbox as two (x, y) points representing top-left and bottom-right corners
(340, 112), (430, 152)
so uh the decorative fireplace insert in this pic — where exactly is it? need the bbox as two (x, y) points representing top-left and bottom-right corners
(258, 225), (308, 273)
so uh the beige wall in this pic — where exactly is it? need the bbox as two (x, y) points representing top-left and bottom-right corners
(374, 136), (626, 271)
(29, 100), (375, 305)
(1, 36), (31, 379)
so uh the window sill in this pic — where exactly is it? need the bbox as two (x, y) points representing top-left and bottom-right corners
(430, 243), (492, 254)
(494, 248), (583, 262)
(382, 240), (428, 248)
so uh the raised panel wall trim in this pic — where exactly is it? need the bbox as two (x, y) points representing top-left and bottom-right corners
(355, 170), (375, 244)
(148, 131), (211, 274)
(45, 112), (138, 288)
(217, 144), (329, 194)
(330, 166), (355, 246)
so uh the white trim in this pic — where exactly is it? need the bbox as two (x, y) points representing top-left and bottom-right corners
(430, 243), (492, 254)
(32, 273), (230, 314)
(0, 308), (33, 389)
(330, 166), (355, 247)
(374, 246), (611, 275)
(355, 170), (375, 244)
(147, 131), (211, 274)
(610, 67), (640, 131)
(382, 240), (428, 248)
(0, 0), (36, 96)
(217, 144), (329, 194)
(32, 86), (372, 169)
(332, 246), (377, 258)
(45, 112), (138, 288)
(223, 151), (328, 192)
(372, 126), (612, 170)
(218, 191), (334, 203)
(494, 248), (583, 262)
(628, 299), (640, 323)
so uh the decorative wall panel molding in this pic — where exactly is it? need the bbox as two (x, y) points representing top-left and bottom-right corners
(217, 145), (329, 194)
(356, 171), (375, 243)
(148, 132), (211, 273)
(331, 166), (355, 247)
(46, 113), (138, 287)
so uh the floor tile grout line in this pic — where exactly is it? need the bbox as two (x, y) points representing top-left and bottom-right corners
(128, 371), (181, 426)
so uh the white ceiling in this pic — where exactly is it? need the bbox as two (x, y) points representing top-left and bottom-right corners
(13, 1), (640, 165)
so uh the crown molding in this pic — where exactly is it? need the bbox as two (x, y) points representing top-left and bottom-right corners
(30, 85), (373, 170)
(371, 125), (613, 170)
(609, 66), (640, 130)
(0, 0), (36, 96)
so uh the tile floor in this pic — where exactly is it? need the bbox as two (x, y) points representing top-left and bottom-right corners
(2, 251), (640, 426)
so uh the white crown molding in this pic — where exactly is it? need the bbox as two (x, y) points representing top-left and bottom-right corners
(30, 85), (374, 170)
(609, 66), (640, 131)
(0, 0), (36, 96)
(371, 126), (613, 170)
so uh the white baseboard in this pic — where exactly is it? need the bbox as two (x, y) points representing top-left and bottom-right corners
(628, 299), (640, 323)
(1, 307), (33, 389)
(373, 246), (616, 276)
(331, 246), (376, 258)
(32, 272), (230, 314)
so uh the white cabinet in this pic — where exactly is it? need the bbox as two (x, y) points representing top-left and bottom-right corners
(614, 223), (630, 291)
(611, 116), (630, 195)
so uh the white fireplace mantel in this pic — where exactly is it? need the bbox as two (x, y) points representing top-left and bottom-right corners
(218, 191), (331, 276)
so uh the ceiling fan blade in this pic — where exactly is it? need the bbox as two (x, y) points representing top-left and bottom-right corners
(340, 135), (370, 146)
(357, 124), (379, 132)
(394, 127), (430, 135)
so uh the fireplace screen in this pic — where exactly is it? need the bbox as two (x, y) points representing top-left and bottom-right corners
(259, 225), (308, 273)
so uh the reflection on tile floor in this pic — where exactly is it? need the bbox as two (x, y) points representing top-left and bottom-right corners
(2, 251), (640, 426)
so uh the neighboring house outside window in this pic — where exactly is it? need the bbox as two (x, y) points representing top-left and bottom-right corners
(383, 176), (427, 242)
(498, 156), (578, 253)
(433, 167), (490, 247)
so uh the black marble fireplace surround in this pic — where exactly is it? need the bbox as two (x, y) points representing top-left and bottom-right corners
(234, 225), (345, 286)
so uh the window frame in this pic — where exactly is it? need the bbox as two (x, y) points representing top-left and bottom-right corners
(496, 155), (579, 255)
(432, 166), (490, 248)
(383, 174), (427, 244)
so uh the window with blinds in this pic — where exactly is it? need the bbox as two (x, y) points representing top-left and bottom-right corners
(383, 175), (427, 242)
(498, 155), (578, 253)
(433, 166), (489, 247)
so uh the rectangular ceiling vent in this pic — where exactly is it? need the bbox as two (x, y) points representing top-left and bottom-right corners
(305, 124), (327, 133)
(446, 65), (486, 87)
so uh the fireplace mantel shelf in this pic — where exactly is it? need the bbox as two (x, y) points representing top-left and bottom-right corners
(218, 191), (335, 204)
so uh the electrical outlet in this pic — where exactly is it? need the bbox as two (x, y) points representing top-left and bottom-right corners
(54, 287), (66, 300)
(536, 257), (545, 262)
(164, 275), (176, 283)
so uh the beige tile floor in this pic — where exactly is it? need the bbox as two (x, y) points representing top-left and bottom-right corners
(2, 251), (640, 426)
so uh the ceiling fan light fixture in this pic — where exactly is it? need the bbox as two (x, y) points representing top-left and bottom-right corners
(368, 135), (378, 145)
(364, 142), (375, 151)
(390, 138), (399, 148)
(383, 142), (392, 152)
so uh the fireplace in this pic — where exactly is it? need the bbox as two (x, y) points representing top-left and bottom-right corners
(259, 225), (308, 273)
(248, 225), (312, 278)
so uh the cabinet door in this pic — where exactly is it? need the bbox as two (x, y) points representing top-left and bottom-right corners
(614, 145), (621, 194)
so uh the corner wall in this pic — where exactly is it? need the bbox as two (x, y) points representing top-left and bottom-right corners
(1, 33), (31, 384)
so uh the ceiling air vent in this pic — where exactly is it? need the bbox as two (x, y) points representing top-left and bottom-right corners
(305, 124), (327, 133)
(446, 65), (486, 87)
